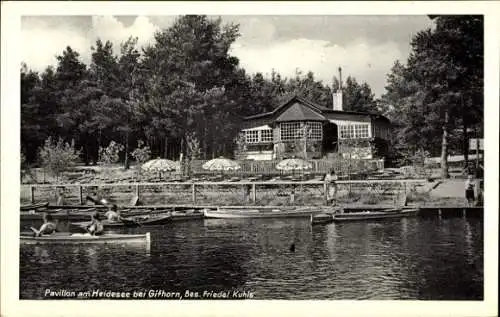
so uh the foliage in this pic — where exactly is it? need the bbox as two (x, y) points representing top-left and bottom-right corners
(186, 132), (202, 160)
(38, 137), (80, 179)
(131, 140), (152, 163)
(20, 14), (481, 178)
(98, 141), (124, 164)
(379, 16), (483, 178)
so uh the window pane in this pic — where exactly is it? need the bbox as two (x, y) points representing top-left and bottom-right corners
(261, 129), (273, 142)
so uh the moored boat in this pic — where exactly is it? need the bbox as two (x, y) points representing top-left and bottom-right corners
(20, 202), (49, 211)
(170, 209), (204, 221)
(204, 207), (318, 219)
(70, 213), (172, 228)
(311, 213), (334, 225)
(20, 232), (151, 245)
(20, 209), (100, 221)
(332, 208), (419, 222)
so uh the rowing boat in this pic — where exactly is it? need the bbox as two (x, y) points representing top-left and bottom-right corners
(20, 209), (100, 221)
(311, 213), (334, 225)
(170, 209), (204, 221)
(204, 207), (318, 219)
(70, 214), (172, 228)
(20, 232), (151, 245)
(332, 208), (419, 222)
(20, 202), (49, 211)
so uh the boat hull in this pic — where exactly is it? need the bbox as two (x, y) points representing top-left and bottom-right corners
(20, 232), (151, 245)
(21, 210), (99, 221)
(171, 210), (204, 221)
(204, 207), (317, 219)
(332, 208), (419, 222)
(71, 214), (171, 228)
(311, 213), (334, 225)
(20, 202), (49, 211)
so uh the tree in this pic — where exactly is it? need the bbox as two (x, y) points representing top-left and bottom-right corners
(335, 76), (378, 113)
(380, 16), (483, 177)
(406, 16), (483, 178)
(141, 15), (247, 159)
(38, 137), (80, 181)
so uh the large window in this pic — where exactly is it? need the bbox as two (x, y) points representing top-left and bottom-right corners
(339, 123), (369, 139)
(280, 122), (323, 141)
(245, 128), (273, 143)
(261, 129), (273, 142)
(245, 130), (259, 143)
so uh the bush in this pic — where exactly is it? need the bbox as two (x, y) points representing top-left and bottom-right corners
(38, 137), (80, 180)
(131, 140), (152, 164)
(99, 141), (124, 164)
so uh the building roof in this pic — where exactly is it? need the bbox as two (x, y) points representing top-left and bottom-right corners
(244, 94), (390, 123)
(275, 102), (326, 122)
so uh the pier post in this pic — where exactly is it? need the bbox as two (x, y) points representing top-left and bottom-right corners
(30, 186), (35, 203)
(135, 184), (140, 199)
(252, 184), (256, 204)
(323, 182), (328, 206)
(79, 185), (84, 205)
(191, 183), (196, 204)
(462, 208), (466, 218)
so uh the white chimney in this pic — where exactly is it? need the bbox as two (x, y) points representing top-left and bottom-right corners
(332, 67), (343, 111)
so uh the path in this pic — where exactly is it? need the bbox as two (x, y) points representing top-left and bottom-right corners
(428, 179), (467, 198)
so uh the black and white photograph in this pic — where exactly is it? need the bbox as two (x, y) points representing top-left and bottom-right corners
(1, 2), (499, 317)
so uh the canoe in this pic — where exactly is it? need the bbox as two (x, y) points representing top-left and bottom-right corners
(170, 209), (204, 221)
(332, 208), (419, 222)
(20, 209), (100, 221)
(311, 213), (334, 225)
(204, 207), (318, 219)
(20, 232), (150, 245)
(71, 214), (172, 228)
(20, 202), (49, 211)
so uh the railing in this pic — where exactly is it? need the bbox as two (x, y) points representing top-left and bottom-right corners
(21, 179), (426, 207)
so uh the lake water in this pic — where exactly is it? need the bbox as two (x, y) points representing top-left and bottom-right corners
(20, 215), (483, 300)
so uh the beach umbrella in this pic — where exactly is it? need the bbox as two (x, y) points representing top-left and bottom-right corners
(202, 157), (241, 171)
(276, 158), (312, 171)
(142, 158), (179, 172)
(142, 158), (179, 179)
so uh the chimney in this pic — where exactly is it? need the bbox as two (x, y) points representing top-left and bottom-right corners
(333, 67), (343, 111)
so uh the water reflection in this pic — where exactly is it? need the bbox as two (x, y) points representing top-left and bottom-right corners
(20, 216), (483, 300)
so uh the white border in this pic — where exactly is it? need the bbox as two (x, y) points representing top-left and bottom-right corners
(2, 2), (499, 317)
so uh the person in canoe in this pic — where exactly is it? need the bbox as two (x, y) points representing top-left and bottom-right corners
(30, 213), (57, 237)
(104, 204), (122, 222)
(87, 212), (104, 236)
(324, 168), (338, 206)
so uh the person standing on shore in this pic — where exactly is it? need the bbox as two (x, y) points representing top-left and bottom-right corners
(325, 168), (338, 206)
(464, 174), (476, 207)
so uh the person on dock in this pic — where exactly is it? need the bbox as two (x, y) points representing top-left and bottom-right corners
(325, 168), (338, 206)
(464, 174), (476, 207)
(30, 213), (57, 237)
(87, 212), (104, 236)
(105, 204), (122, 222)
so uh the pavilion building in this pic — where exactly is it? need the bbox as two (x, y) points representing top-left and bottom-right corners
(238, 92), (391, 161)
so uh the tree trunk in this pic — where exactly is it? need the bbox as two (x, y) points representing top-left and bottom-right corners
(167, 137), (168, 158)
(440, 110), (449, 179)
(124, 130), (130, 169)
(462, 121), (468, 166)
(83, 132), (90, 166)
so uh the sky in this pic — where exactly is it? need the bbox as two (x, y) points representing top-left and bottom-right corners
(21, 15), (434, 97)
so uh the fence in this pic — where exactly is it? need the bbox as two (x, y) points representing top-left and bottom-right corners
(20, 179), (425, 207)
(189, 158), (384, 175)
